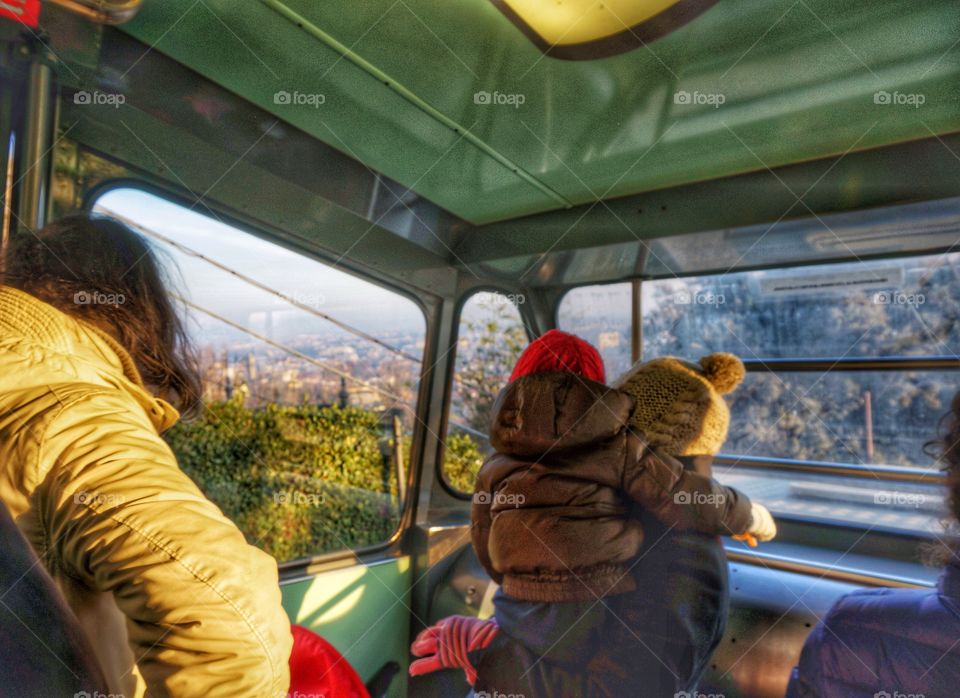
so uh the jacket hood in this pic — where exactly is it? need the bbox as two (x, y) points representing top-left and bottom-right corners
(489, 372), (632, 457)
(0, 286), (179, 433)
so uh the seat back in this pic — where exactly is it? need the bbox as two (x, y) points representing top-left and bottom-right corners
(0, 502), (109, 695)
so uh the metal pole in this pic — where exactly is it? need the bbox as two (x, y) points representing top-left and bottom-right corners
(2, 133), (14, 256)
(45, 0), (143, 25)
(0, 43), (23, 254)
(393, 411), (406, 505)
(631, 278), (643, 363)
(17, 59), (53, 234)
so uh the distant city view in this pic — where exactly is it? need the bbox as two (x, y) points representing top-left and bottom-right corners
(95, 189), (426, 415)
(193, 330), (423, 409)
(95, 188), (960, 474)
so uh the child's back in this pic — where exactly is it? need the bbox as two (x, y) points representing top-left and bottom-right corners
(595, 353), (776, 695)
(473, 370), (755, 603)
(473, 371), (649, 602)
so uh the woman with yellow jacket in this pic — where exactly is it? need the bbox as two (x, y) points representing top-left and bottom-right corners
(0, 215), (293, 697)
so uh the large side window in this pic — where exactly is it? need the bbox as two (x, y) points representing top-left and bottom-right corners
(442, 291), (527, 493)
(94, 189), (426, 562)
(641, 255), (958, 535)
(557, 282), (635, 379)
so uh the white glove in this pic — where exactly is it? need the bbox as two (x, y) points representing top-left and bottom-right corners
(747, 502), (777, 542)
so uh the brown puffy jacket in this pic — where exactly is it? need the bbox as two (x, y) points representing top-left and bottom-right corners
(471, 372), (753, 603)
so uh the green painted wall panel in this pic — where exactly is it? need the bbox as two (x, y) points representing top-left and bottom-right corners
(282, 558), (412, 697)
(121, 0), (960, 224)
(120, 0), (551, 223)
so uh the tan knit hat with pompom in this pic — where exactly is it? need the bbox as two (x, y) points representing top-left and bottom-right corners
(613, 353), (745, 456)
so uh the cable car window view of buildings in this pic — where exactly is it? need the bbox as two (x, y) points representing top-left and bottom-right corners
(95, 189), (426, 561)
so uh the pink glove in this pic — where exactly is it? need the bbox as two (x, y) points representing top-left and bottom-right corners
(409, 615), (499, 685)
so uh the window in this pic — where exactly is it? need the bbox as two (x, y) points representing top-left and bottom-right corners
(94, 189), (426, 561)
(442, 291), (527, 493)
(641, 256), (960, 360)
(641, 254), (958, 535)
(557, 282), (635, 379)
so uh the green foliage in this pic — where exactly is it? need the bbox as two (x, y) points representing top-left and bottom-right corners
(442, 296), (526, 491)
(455, 300), (527, 432)
(443, 432), (486, 493)
(165, 399), (400, 561)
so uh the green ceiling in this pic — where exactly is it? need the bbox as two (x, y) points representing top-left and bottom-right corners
(121, 0), (960, 225)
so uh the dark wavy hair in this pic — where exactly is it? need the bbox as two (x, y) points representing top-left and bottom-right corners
(925, 391), (960, 565)
(2, 214), (201, 415)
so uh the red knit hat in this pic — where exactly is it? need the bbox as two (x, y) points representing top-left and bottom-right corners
(509, 329), (606, 384)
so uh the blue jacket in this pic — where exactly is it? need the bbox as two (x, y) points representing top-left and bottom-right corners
(787, 562), (960, 698)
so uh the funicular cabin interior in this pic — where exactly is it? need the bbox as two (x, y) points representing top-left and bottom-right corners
(2, 1), (960, 696)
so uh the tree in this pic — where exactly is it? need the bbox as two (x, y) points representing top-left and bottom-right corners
(443, 296), (527, 489)
(452, 298), (527, 433)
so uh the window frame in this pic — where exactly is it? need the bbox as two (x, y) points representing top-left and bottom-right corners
(553, 256), (957, 540)
(555, 279), (642, 375)
(437, 286), (531, 500)
(88, 181), (435, 573)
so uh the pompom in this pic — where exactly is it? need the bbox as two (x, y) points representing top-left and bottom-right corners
(699, 352), (745, 394)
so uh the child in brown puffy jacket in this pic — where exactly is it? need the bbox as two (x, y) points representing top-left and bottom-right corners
(472, 331), (772, 605)
(411, 330), (774, 697)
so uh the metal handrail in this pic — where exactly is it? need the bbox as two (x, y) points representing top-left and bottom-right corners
(741, 355), (960, 372)
(46, 0), (142, 25)
(725, 547), (931, 588)
(714, 453), (944, 484)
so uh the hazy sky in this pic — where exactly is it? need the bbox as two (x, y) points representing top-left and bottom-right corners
(95, 189), (426, 345)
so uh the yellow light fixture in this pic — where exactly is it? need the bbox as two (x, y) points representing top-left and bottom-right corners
(492, 0), (718, 60)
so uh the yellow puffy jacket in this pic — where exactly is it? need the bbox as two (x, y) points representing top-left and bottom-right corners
(0, 286), (293, 697)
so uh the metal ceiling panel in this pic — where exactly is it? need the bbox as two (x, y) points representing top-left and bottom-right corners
(117, 0), (960, 224)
